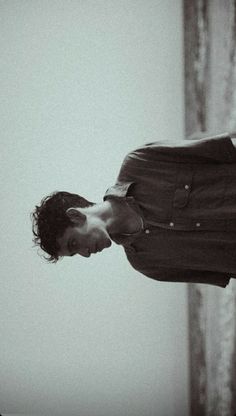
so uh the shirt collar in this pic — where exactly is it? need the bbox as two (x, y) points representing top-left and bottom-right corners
(103, 181), (134, 200)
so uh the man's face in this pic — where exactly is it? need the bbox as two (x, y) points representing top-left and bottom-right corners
(57, 216), (112, 258)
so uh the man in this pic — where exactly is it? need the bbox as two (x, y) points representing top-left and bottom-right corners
(32, 132), (236, 288)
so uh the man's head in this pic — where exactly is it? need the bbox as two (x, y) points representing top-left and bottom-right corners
(31, 191), (111, 262)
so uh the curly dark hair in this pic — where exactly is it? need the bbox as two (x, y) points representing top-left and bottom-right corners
(31, 191), (94, 262)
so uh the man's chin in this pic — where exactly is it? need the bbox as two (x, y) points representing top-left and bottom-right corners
(96, 238), (111, 253)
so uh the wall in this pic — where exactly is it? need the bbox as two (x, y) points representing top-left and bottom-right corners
(0, 1), (188, 415)
(185, 1), (236, 415)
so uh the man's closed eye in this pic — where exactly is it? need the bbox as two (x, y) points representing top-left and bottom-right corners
(68, 239), (78, 256)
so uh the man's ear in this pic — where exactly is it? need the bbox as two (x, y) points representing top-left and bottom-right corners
(66, 208), (86, 225)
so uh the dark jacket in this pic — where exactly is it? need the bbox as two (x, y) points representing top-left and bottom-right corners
(104, 133), (236, 287)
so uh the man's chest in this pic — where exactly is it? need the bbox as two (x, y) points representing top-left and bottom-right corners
(128, 161), (236, 221)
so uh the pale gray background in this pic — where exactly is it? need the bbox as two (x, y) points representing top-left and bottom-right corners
(0, 1), (188, 415)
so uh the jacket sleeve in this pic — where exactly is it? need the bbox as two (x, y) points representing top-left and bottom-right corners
(134, 132), (236, 164)
(140, 267), (230, 288)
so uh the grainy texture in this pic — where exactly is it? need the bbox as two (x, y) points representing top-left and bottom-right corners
(184, 0), (236, 415)
(184, 0), (209, 135)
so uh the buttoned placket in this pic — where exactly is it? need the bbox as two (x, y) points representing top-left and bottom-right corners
(168, 221), (201, 229)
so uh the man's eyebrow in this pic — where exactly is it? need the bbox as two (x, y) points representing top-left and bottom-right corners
(67, 240), (72, 254)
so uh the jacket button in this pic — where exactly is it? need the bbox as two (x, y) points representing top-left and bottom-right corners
(145, 229), (150, 234)
(184, 185), (189, 190)
(196, 222), (201, 227)
(169, 222), (174, 227)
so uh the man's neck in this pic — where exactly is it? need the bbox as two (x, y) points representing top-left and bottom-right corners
(104, 199), (142, 236)
(81, 199), (142, 236)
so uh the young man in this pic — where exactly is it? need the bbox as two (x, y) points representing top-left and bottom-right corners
(32, 132), (236, 288)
